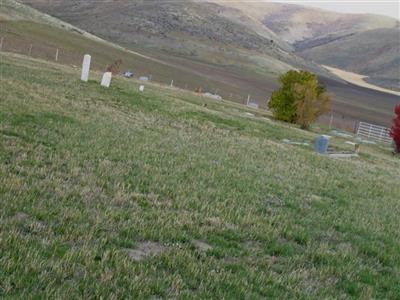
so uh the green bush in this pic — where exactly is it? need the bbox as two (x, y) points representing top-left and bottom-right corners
(268, 70), (331, 129)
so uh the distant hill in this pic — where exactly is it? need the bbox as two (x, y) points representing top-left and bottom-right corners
(298, 27), (400, 91)
(19, 0), (399, 89)
(205, 1), (397, 41)
(16, 0), (325, 76)
(204, 0), (400, 91)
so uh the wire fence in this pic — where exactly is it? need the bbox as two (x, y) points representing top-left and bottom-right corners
(0, 34), (117, 71)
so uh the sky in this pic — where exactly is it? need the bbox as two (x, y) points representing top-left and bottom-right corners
(272, 0), (400, 20)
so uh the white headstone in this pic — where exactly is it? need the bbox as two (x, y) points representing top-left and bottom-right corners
(139, 85), (145, 92)
(81, 54), (91, 82)
(101, 72), (112, 88)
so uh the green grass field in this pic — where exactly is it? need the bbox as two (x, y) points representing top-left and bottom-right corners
(1, 53), (399, 299)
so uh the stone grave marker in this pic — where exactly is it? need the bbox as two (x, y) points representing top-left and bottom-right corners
(101, 72), (112, 88)
(247, 102), (259, 109)
(81, 54), (91, 82)
(315, 135), (330, 154)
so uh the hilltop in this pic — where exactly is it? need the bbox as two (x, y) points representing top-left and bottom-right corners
(206, 0), (399, 90)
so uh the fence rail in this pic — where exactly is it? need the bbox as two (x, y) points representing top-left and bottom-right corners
(356, 122), (392, 143)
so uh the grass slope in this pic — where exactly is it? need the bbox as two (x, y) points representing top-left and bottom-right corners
(1, 53), (400, 298)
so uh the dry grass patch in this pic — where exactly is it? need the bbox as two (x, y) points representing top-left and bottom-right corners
(125, 242), (166, 262)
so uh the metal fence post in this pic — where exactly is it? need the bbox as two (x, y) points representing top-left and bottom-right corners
(329, 113), (334, 129)
(353, 121), (359, 134)
(380, 127), (385, 142)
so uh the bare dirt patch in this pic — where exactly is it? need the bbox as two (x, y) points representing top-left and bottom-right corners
(205, 217), (237, 230)
(13, 212), (47, 232)
(14, 212), (29, 222)
(243, 240), (263, 253)
(323, 65), (400, 96)
(125, 242), (165, 261)
(192, 240), (213, 252)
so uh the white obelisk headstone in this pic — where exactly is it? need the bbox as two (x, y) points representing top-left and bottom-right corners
(101, 72), (112, 88)
(81, 54), (91, 82)
(139, 85), (145, 92)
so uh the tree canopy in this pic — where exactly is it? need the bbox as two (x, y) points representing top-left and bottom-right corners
(268, 70), (331, 129)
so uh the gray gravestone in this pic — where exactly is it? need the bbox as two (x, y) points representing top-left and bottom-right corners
(81, 54), (91, 82)
(101, 72), (112, 88)
(315, 135), (330, 154)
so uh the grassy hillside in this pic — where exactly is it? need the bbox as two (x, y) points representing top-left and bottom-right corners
(1, 53), (400, 298)
(0, 2), (282, 105)
(17, 0), (324, 75)
(2, 0), (399, 127)
(2, 0), (293, 105)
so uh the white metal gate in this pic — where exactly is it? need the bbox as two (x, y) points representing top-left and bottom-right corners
(356, 122), (392, 143)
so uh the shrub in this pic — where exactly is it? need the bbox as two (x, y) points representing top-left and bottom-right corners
(268, 70), (331, 129)
(106, 59), (123, 75)
(390, 104), (400, 153)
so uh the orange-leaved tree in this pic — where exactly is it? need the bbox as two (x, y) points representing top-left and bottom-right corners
(390, 104), (400, 154)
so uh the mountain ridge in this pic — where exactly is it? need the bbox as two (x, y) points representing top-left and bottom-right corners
(205, 0), (399, 90)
